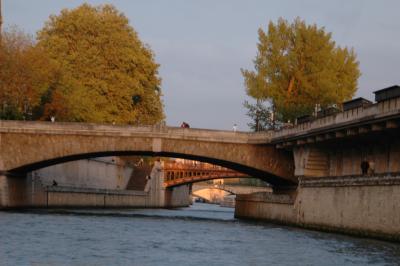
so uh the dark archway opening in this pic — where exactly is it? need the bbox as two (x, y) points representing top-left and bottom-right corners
(8, 150), (296, 188)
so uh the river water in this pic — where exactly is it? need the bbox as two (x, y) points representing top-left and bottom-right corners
(0, 203), (399, 266)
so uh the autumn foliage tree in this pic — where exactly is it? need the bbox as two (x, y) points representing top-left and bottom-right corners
(242, 18), (361, 123)
(0, 27), (56, 120)
(36, 4), (164, 124)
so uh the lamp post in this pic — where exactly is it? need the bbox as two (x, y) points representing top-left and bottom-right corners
(0, 0), (3, 42)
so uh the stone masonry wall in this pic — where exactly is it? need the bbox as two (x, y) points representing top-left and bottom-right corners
(235, 177), (400, 241)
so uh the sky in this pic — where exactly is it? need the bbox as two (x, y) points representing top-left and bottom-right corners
(2, 0), (400, 130)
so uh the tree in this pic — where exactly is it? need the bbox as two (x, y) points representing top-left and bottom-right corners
(242, 18), (360, 123)
(0, 27), (56, 120)
(244, 100), (272, 131)
(36, 4), (164, 124)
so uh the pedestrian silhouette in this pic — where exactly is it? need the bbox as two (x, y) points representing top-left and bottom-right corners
(181, 122), (190, 128)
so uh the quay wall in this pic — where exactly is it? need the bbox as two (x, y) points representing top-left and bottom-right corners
(46, 187), (148, 208)
(235, 176), (400, 241)
(33, 157), (133, 190)
(0, 175), (151, 208)
(0, 161), (191, 209)
(235, 192), (295, 223)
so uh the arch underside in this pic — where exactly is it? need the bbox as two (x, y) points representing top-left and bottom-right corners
(7, 151), (296, 187)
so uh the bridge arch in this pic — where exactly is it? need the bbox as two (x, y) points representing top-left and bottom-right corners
(0, 121), (296, 187)
(7, 150), (293, 187)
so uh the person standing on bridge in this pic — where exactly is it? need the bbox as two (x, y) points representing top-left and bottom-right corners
(233, 124), (238, 132)
(181, 122), (190, 128)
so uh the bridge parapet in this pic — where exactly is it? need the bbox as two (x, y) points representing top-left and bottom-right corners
(0, 120), (271, 144)
(267, 86), (400, 179)
(271, 93), (400, 144)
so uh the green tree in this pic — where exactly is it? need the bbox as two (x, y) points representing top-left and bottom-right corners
(242, 18), (360, 123)
(36, 4), (164, 124)
(244, 100), (273, 131)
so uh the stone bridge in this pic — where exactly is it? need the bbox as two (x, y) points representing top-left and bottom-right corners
(1, 85), (400, 240)
(0, 121), (295, 187)
(1, 85), (400, 191)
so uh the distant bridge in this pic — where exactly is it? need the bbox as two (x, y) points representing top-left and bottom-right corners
(163, 161), (248, 187)
(191, 183), (272, 204)
(192, 183), (272, 195)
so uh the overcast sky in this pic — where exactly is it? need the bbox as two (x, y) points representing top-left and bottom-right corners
(3, 0), (400, 130)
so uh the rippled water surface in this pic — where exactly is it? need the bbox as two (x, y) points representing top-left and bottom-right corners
(0, 203), (399, 266)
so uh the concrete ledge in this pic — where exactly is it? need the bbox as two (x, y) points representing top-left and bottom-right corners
(300, 175), (400, 187)
(43, 186), (148, 208)
(45, 186), (147, 196)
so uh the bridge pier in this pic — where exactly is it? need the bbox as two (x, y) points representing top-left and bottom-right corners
(164, 185), (191, 207)
(0, 173), (47, 208)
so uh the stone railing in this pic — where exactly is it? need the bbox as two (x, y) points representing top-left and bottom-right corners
(0, 120), (271, 144)
(271, 96), (400, 140)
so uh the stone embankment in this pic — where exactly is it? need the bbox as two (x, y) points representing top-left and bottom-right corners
(0, 160), (191, 209)
(235, 176), (400, 242)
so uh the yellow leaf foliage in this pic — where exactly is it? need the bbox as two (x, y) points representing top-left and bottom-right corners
(242, 18), (361, 121)
(37, 4), (164, 124)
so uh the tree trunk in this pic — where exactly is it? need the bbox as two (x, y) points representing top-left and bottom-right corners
(285, 76), (295, 106)
(287, 76), (295, 96)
